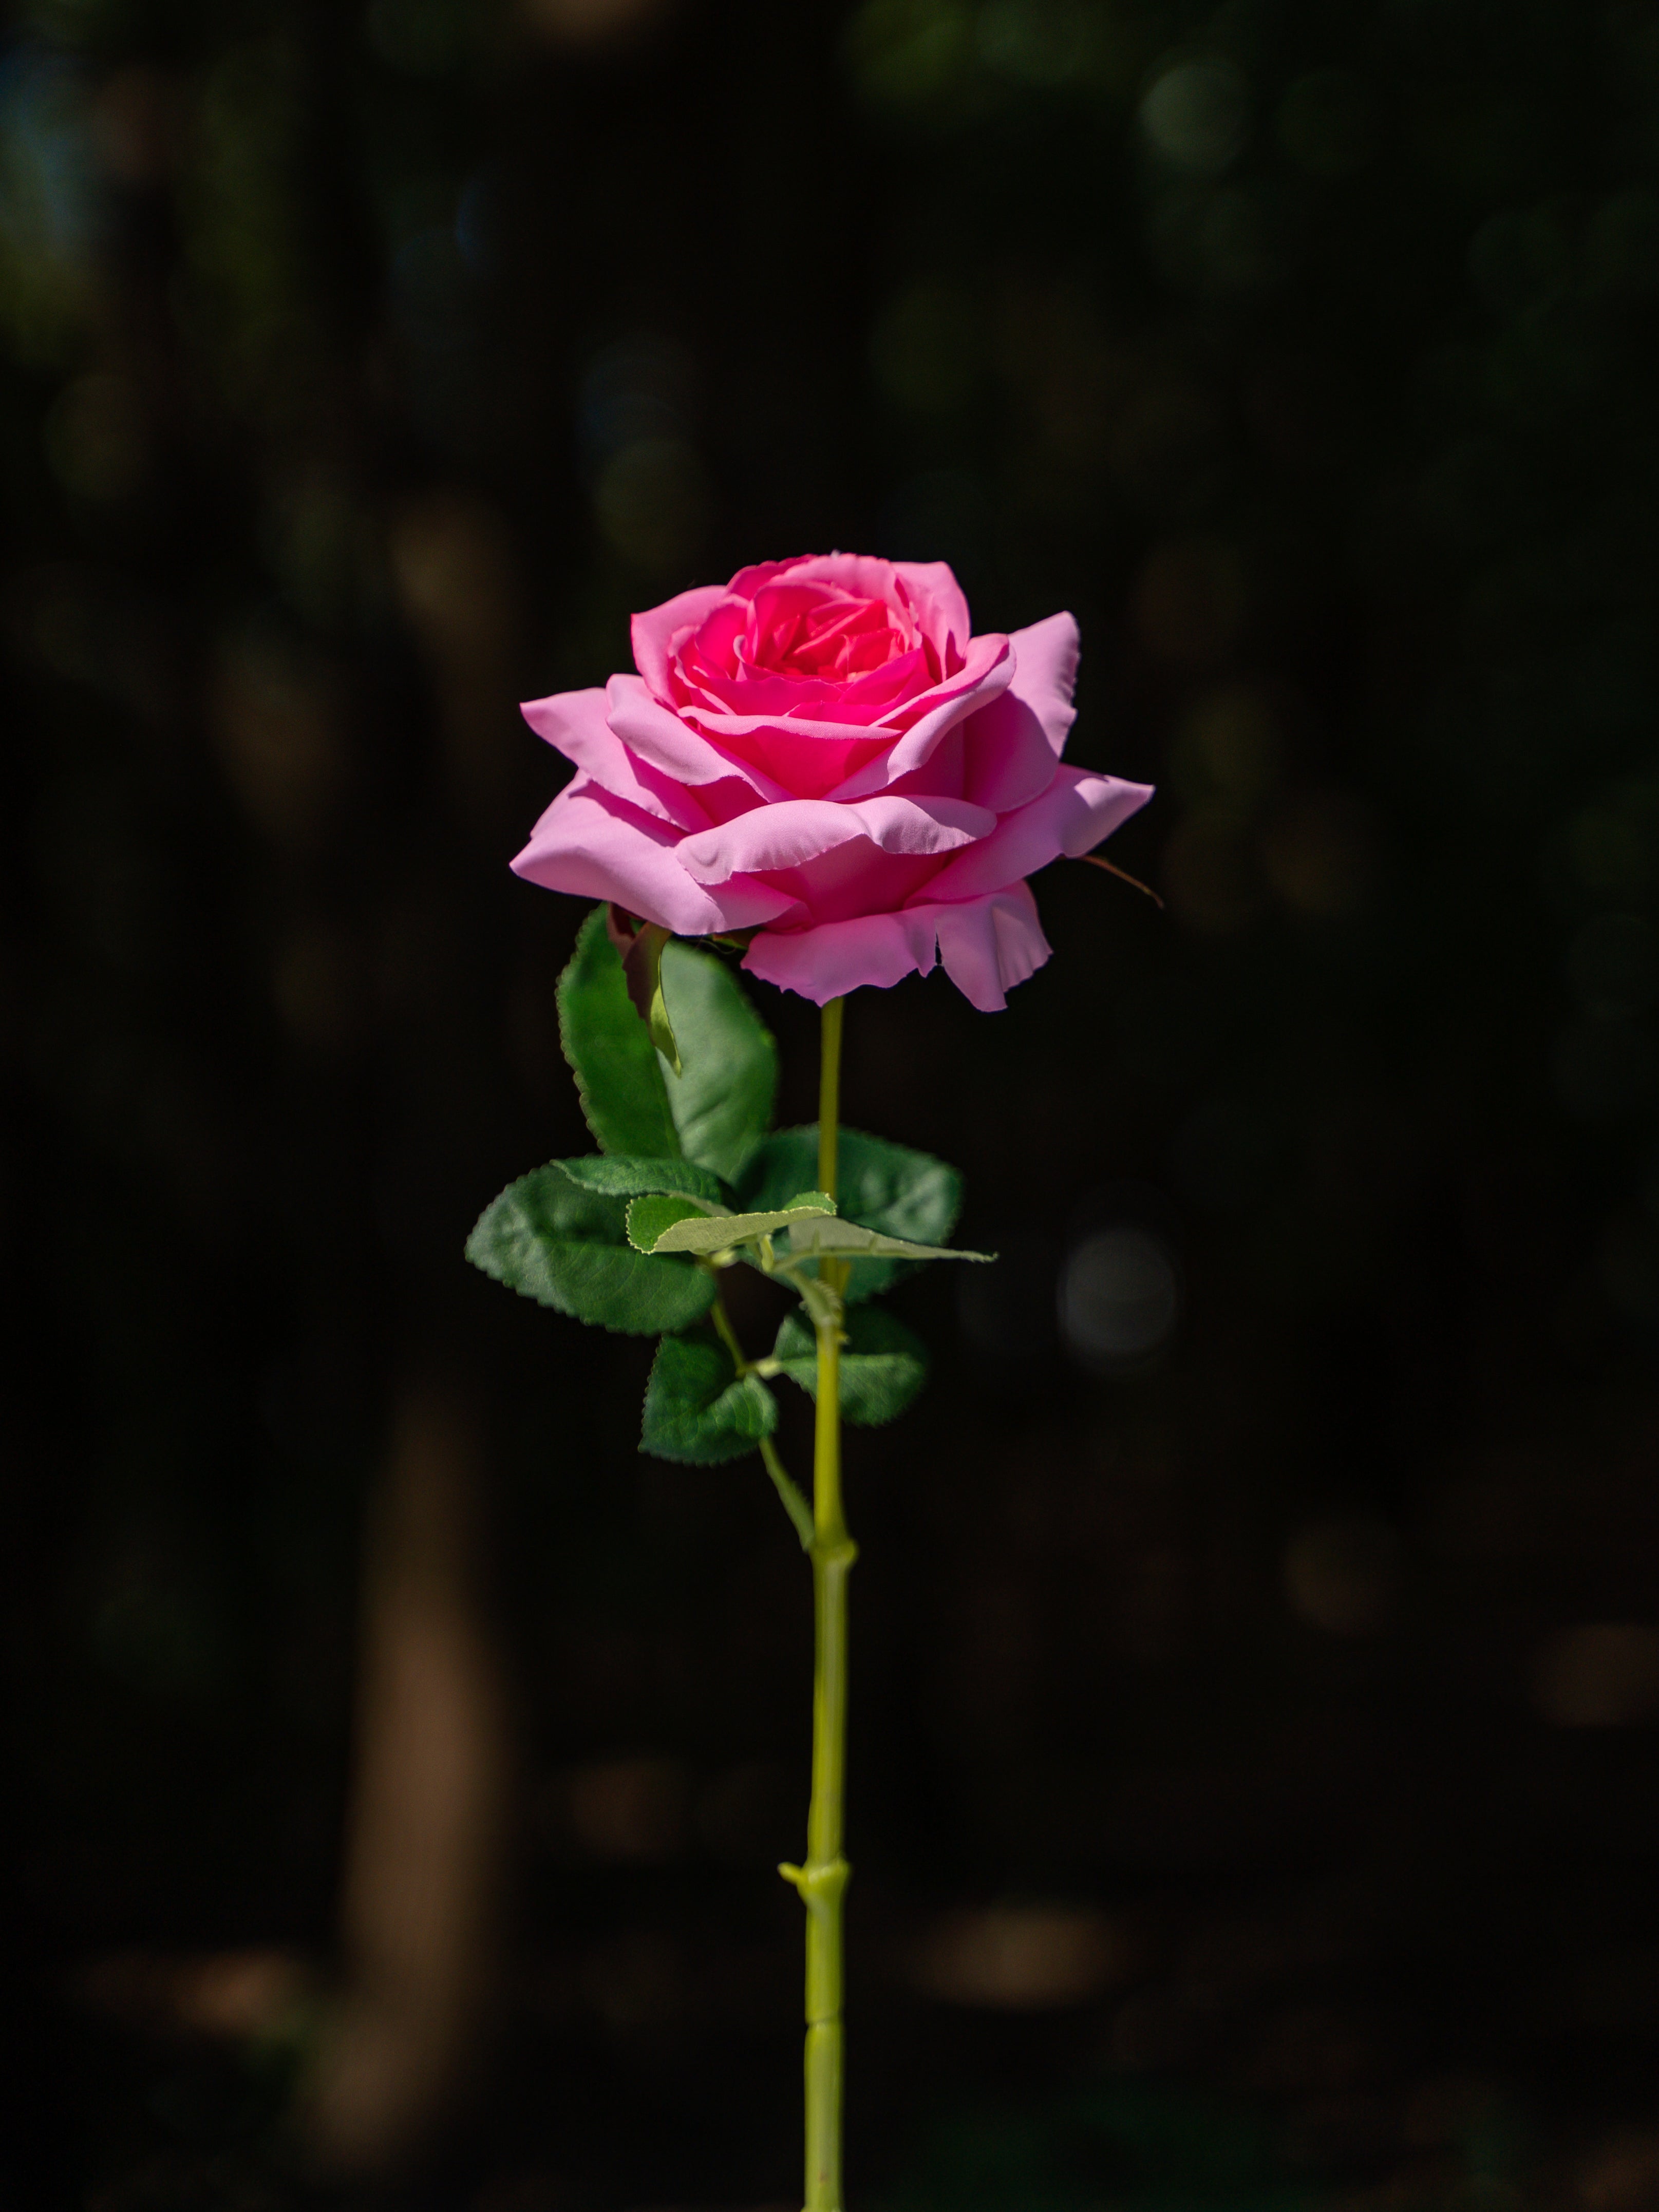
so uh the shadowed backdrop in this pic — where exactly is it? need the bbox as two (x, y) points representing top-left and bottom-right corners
(8, 0), (1659, 2205)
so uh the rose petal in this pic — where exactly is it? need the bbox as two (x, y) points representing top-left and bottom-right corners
(930, 881), (1053, 1012)
(890, 559), (973, 665)
(675, 629), (1008, 751)
(740, 881), (1053, 1010)
(605, 674), (789, 799)
(511, 776), (796, 935)
(742, 907), (942, 1004)
(814, 632), (1014, 802)
(630, 583), (731, 701)
(676, 793), (996, 886)
(520, 687), (711, 831)
(961, 613), (1081, 814)
(918, 766), (1154, 904)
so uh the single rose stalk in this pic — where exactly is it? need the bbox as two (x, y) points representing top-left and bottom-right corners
(776, 994), (853, 2212)
(468, 555), (1151, 2212)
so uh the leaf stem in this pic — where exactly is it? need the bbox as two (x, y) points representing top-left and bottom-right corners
(784, 995), (854, 2212)
(762, 1435), (815, 1551)
(710, 1291), (813, 1546)
(708, 1292), (750, 1374)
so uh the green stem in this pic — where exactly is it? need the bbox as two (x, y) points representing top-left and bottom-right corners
(782, 996), (854, 2212)
(710, 1291), (814, 1550)
(818, 995), (843, 1201)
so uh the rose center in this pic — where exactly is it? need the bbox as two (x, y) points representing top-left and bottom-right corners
(742, 587), (915, 687)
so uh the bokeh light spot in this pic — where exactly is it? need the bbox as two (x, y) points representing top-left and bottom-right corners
(844, 0), (974, 110)
(1534, 1625), (1659, 1727)
(1284, 1516), (1401, 1636)
(593, 437), (710, 574)
(1058, 1227), (1181, 1371)
(1141, 57), (1249, 177)
(1259, 791), (1377, 919)
(1172, 684), (1284, 808)
(911, 1906), (1132, 2008)
(975, 0), (1094, 89)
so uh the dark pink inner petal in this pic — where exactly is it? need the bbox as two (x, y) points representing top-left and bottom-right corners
(677, 646), (931, 727)
(629, 555), (994, 801)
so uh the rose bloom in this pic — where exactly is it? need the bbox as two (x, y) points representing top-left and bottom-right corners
(514, 555), (1152, 1009)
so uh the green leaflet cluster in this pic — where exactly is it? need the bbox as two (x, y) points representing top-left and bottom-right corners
(465, 907), (989, 1472)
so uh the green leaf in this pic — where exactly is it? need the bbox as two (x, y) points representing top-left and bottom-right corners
(737, 1126), (963, 1301)
(626, 1193), (713, 1253)
(785, 1216), (993, 1265)
(559, 1156), (728, 1206)
(773, 1307), (931, 1426)
(659, 938), (778, 1182)
(557, 908), (680, 1159)
(641, 1328), (779, 1464)
(466, 1163), (714, 1335)
(641, 1196), (836, 1257)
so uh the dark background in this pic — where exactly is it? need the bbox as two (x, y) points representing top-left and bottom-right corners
(9, 0), (1659, 2204)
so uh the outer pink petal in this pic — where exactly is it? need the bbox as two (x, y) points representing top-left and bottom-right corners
(605, 674), (789, 799)
(930, 882), (1053, 1012)
(630, 583), (730, 699)
(962, 612), (1081, 813)
(919, 766), (1154, 904)
(891, 559), (973, 661)
(740, 882), (1053, 1010)
(520, 688), (711, 831)
(817, 633), (1014, 802)
(676, 792), (996, 886)
(511, 776), (796, 935)
(742, 908), (941, 1004)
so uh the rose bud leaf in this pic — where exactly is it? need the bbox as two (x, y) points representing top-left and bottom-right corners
(466, 1164), (716, 1335)
(640, 1328), (779, 1465)
(772, 1307), (931, 1427)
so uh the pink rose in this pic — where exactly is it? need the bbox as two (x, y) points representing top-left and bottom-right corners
(513, 554), (1152, 1010)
